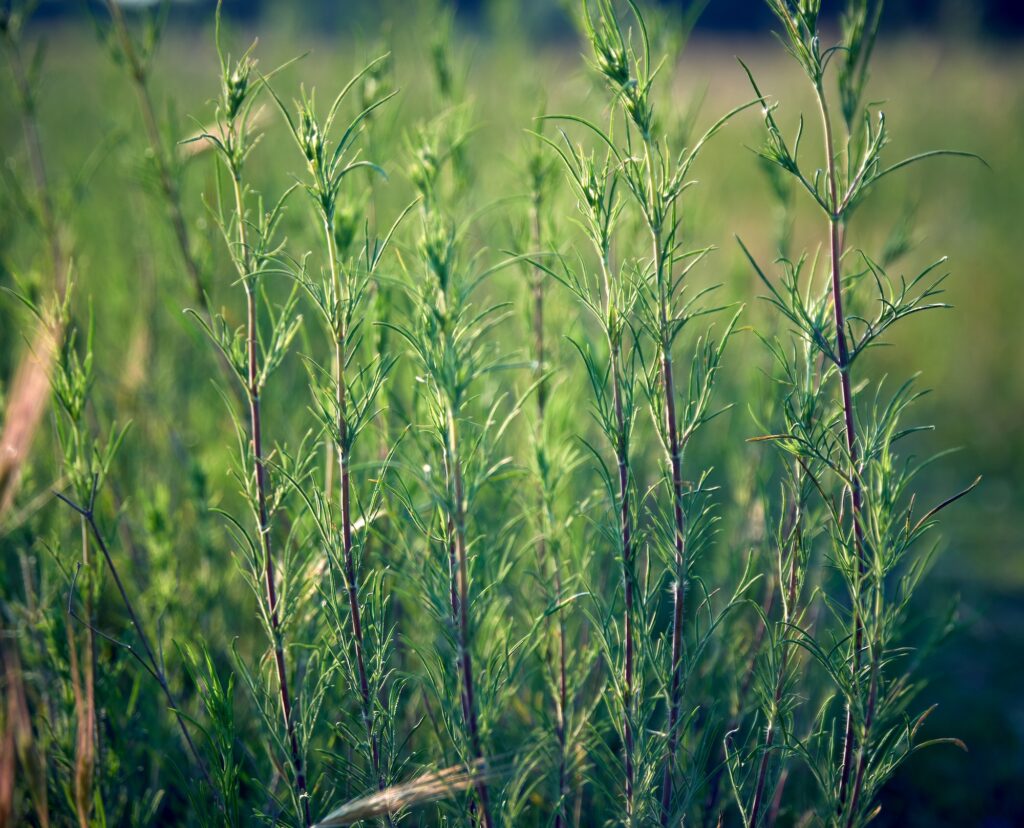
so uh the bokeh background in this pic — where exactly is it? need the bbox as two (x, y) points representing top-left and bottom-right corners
(2, 1), (1022, 825)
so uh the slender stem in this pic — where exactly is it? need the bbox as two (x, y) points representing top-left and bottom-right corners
(702, 574), (775, 823)
(67, 517), (96, 828)
(614, 347), (635, 825)
(323, 217), (390, 813)
(531, 190), (548, 418)
(445, 510), (460, 624)
(658, 348), (688, 823)
(844, 555), (884, 827)
(640, 144), (691, 824)
(599, 249), (635, 823)
(446, 408), (493, 828)
(555, 571), (569, 823)
(705, 469), (806, 823)
(58, 491), (217, 802)
(767, 765), (790, 827)
(530, 181), (568, 828)
(814, 85), (865, 816)
(844, 608), (881, 827)
(748, 508), (802, 827)
(234, 175), (310, 826)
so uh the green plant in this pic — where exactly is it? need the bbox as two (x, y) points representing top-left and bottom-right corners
(386, 121), (515, 827)
(267, 58), (412, 821)
(535, 118), (643, 821)
(0, 1), (990, 825)
(186, 16), (311, 822)
(731, 1), (981, 825)
(538, 2), (751, 823)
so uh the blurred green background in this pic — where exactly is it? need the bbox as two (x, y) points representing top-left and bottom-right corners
(2, 1), (1022, 824)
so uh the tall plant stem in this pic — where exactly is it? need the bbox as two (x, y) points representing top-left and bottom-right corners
(748, 509), (802, 827)
(598, 248), (635, 823)
(67, 518), (96, 827)
(843, 585), (882, 827)
(445, 408), (494, 828)
(553, 536), (569, 828)
(658, 336), (688, 825)
(531, 191), (548, 418)
(642, 157), (691, 823)
(815, 85), (865, 815)
(704, 454), (811, 821)
(530, 185), (568, 828)
(233, 176), (310, 827)
(613, 342), (635, 825)
(104, 0), (209, 316)
(322, 218), (390, 811)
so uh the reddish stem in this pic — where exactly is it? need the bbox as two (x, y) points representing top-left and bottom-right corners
(610, 342), (635, 823)
(658, 349), (687, 826)
(237, 174), (309, 825)
(815, 86), (866, 815)
(447, 410), (493, 828)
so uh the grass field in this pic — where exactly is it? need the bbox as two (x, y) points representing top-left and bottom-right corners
(2, 2), (1022, 825)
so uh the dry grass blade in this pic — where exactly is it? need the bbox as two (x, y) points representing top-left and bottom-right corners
(0, 320), (62, 518)
(66, 616), (95, 828)
(1, 638), (49, 827)
(313, 759), (503, 827)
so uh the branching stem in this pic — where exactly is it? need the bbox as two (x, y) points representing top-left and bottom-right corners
(528, 176), (569, 828)
(748, 501), (803, 827)
(815, 84), (866, 817)
(641, 143), (691, 827)
(57, 479), (218, 807)
(599, 248), (635, 823)
(233, 173), (310, 827)
(445, 408), (493, 828)
(322, 215), (390, 814)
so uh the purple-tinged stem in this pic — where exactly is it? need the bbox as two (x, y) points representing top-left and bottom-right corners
(530, 183), (569, 828)
(446, 409), (493, 828)
(748, 513), (802, 826)
(323, 220), (390, 815)
(58, 480), (217, 805)
(235, 177), (310, 826)
(814, 86), (866, 816)
(611, 342), (635, 823)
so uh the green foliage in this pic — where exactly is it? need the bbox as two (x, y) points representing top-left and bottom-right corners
(0, 1), (989, 826)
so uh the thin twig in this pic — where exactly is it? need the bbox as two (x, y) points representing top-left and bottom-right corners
(56, 477), (219, 805)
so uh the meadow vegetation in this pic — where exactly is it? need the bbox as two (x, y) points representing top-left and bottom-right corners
(2, 0), (1020, 825)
